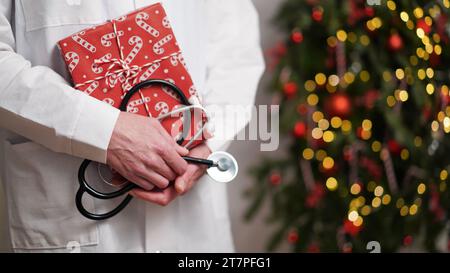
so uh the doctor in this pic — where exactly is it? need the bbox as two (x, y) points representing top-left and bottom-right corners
(0, 0), (264, 252)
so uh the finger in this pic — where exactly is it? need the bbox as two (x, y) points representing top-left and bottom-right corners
(133, 168), (170, 189)
(130, 187), (178, 206)
(126, 174), (155, 191)
(175, 165), (205, 195)
(145, 156), (177, 182)
(161, 144), (189, 176)
(175, 144), (189, 156)
(157, 124), (189, 155)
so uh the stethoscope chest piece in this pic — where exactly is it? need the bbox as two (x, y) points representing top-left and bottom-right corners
(206, 151), (238, 183)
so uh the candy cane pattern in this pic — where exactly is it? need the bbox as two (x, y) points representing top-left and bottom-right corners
(92, 53), (112, 74)
(155, 101), (169, 117)
(64, 52), (79, 72)
(126, 96), (151, 114)
(72, 34), (96, 53)
(189, 85), (199, 97)
(162, 17), (171, 28)
(153, 35), (173, 55)
(170, 55), (179, 66)
(124, 36), (143, 64)
(116, 15), (127, 22)
(84, 81), (99, 96)
(162, 78), (181, 100)
(135, 12), (160, 38)
(103, 98), (115, 106)
(139, 63), (161, 82)
(101, 31), (124, 47)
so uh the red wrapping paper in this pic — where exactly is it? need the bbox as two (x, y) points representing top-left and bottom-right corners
(58, 3), (205, 147)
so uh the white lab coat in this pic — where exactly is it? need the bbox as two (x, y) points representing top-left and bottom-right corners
(0, 0), (264, 252)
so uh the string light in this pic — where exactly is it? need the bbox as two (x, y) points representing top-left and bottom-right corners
(400, 149), (410, 160)
(371, 141), (382, 152)
(331, 117), (342, 128)
(302, 148), (314, 160)
(372, 197), (382, 208)
(400, 206), (409, 216)
(413, 7), (424, 19)
(361, 205), (371, 216)
(318, 119), (330, 130)
(304, 80), (316, 92)
(382, 194), (392, 205)
(374, 186), (384, 197)
(312, 111), (324, 122)
(315, 73), (327, 85)
(348, 210), (359, 222)
(417, 183), (426, 194)
(350, 183), (361, 195)
(312, 128), (323, 139)
(323, 131), (335, 143)
(316, 150), (327, 161)
(387, 0), (396, 11)
(414, 136), (423, 147)
(344, 72), (355, 84)
(326, 177), (338, 191)
(307, 94), (319, 106)
(409, 204), (418, 215)
(440, 170), (448, 180)
(336, 30), (347, 42)
(341, 120), (352, 134)
(322, 157), (335, 169)
(426, 83), (435, 95)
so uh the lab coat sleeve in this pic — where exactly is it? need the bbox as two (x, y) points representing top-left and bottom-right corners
(204, 0), (265, 152)
(0, 0), (120, 164)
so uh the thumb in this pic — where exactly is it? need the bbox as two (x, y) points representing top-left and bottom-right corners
(175, 168), (195, 195)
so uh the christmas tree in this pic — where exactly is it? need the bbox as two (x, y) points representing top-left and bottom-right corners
(246, 0), (450, 252)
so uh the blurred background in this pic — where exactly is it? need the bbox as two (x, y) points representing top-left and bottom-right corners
(2, 0), (450, 253)
(230, 0), (450, 253)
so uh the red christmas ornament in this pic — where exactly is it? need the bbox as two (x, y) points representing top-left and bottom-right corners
(416, 19), (431, 34)
(325, 93), (352, 118)
(388, 33), (404, 52)
(297, 104), (308, 115)
(291, 31), (304, 44)
(269, 172), (282, 186)
(387, 139), (402, 156)
(283, 82), (298, 98)
(343, 220), (362, 237)
(403, 235), (413, 246)
(364, 89), (380, 109)
(429, 52), (441, 67)
(287, 230), (299, 244)
(342, 243), (353, 253)
(307, 243), (320, 253)
(364, 7), (375, 17)
(312, 8), (323, 22)
(356, 127), (363, 139)
(305, 184), (326, 208)
(343, 147), (353, 162)
(293, 122), (307, 138)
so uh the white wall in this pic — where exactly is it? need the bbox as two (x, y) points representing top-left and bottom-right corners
(228, 0), (287, 252)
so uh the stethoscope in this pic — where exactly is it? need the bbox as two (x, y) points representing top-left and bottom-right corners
(76, 79), (238, 221)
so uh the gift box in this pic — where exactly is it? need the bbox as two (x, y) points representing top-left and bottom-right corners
(58, 3), (205, 147)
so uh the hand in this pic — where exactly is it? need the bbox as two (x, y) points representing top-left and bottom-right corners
(107, 112), (189, 191)
(130, 143), (212, 206)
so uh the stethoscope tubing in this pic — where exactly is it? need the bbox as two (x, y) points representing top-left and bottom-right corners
(76, 79), (210, 221)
